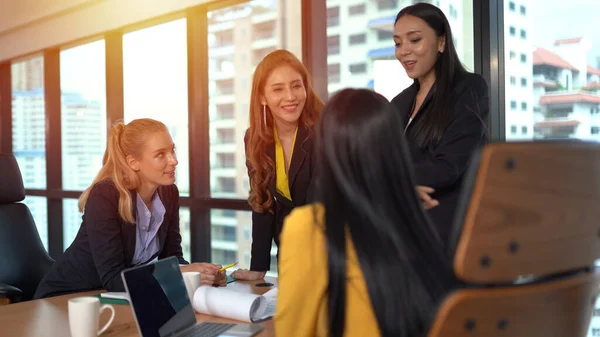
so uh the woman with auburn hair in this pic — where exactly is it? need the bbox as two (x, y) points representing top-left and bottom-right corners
(231, 49), (324, 281)
(34, 118), (225, 299)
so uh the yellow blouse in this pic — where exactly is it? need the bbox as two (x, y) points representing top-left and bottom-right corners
(274, 204), (381, 337)
(274, 126), (298, 201)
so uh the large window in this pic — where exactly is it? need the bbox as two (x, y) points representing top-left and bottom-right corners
(123, 18), (190, 195)
(25, 196), (48, 251)
(180, 207), (191, 263)
(63, 199), (80, 249)
(60, 40), (107, 192)
(12, 57), (48, 251)
(60, 41), (107, 249)
(12, 56), (46, 189)
(325, 0), (474, 99)
(504, 0), (600, 142)
(210, 209), (278, 275)
(206, 0), (300, 273)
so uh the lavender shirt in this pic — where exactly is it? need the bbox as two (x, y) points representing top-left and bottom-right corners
(131, 192), (166, 265)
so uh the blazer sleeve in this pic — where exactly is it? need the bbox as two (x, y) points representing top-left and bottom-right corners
(245, 130), (276, 271)
(84, 183), (128, 292)
(159, 184), (188, 265)
(413, 75), (489, 189)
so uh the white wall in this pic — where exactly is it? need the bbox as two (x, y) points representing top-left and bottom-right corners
(0, 0), (216, 62)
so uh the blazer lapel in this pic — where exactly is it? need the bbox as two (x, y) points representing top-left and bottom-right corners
(156, 186), (170, 249)
(404, 81), (436, 133)
(122, 189), (137, 266)
(287, 126), (309, 191)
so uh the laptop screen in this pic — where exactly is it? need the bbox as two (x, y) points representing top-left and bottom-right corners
(122, 256), (197, 337)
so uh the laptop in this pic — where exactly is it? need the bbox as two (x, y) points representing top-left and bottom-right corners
(121, 256), (264, 337)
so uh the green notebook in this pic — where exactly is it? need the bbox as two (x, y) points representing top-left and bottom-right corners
(94, 293), (130, 306)
(94, 276), (235, 305)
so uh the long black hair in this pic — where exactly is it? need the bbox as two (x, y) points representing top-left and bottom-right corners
(315, 88), (453, 337)
(395, 3), (468, 150)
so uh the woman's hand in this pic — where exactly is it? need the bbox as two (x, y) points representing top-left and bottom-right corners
(416, 185), (439, 210)
(180, 263), (227, 286)
(231, 269), (266, 281)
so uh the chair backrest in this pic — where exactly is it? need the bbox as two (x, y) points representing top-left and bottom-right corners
(0, 153), (54, 301)
(429, 141), (600, 337)
(428, 272), (599, 337)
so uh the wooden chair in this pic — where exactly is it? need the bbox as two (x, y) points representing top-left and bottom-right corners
(428, 141), (600, 337)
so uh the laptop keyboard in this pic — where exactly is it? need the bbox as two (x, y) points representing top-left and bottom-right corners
(178, 322), (236, 337)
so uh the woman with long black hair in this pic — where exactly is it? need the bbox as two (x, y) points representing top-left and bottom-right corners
(392, 3), (489, 242)
(274, 89), (454, 337)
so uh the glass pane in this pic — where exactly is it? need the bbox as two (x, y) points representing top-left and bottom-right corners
(180, 207), (191, 263)
(504, 1), (600, 141)
(22, 196), (48, 251)
(12, 56), (46, 189)
(326, 0), (474, 100)
(63, 198), (81, 250)
(60, 40), (107, 191)
(210, 209), (278, 276)
(207, 0), (302, 199)
(123, 19), (190, 196)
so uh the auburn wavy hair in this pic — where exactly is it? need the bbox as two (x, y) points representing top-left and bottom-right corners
(246, 49), (323, 213)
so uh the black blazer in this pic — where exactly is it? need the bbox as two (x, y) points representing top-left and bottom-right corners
(34, 180), (188, 299)
(244, 125), (316, 271)
(391, 72), (489, 243)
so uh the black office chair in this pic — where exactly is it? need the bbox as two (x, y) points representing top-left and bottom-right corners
(0, 153), (54, 303)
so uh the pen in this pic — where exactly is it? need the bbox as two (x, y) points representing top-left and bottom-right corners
(219, 261), (239, 271)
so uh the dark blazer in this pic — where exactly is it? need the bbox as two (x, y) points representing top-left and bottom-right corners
(244, 125), (316, 271)
(34, 180), (188, 299)
(391, 72), (489, 243)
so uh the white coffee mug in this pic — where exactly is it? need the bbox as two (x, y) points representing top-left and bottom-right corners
(182, 271), (201, 301)
(68, 296), (115, 337)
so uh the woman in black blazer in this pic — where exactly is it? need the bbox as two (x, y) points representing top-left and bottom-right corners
(232, 50), (324, 280)
(391, 3), (489, 243)
(34, 119), (225, 299)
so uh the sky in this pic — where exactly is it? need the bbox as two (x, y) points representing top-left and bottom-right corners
(529, 0), (600, 66)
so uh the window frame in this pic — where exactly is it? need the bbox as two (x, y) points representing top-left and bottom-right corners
(0, 0), (507, 260)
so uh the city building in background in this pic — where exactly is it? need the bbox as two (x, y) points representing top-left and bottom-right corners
(504, 0), (534, 139)
(208, 0), (297, 274)
(532, 38), (600, 140)
(325, 0), (474, 97)
(12, 57), (48, 249)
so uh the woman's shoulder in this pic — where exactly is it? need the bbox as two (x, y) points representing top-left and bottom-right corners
(282, 203), (325, 244)
(454, 71), (489, 97)
(390, 82), (418, 107)
(89, 179), (119, 197)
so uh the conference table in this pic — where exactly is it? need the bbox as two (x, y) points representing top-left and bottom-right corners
(0, 277), (277, 337)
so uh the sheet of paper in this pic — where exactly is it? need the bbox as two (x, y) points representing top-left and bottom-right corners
(191, 286), (278, 323)
(192, 286), (260, 322)
(250, 287), (278, 323)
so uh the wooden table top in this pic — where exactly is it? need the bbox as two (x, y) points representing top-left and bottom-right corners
(0, 277), (277, 337)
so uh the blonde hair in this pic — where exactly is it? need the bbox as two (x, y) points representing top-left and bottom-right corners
(78, 118), (169, 223)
